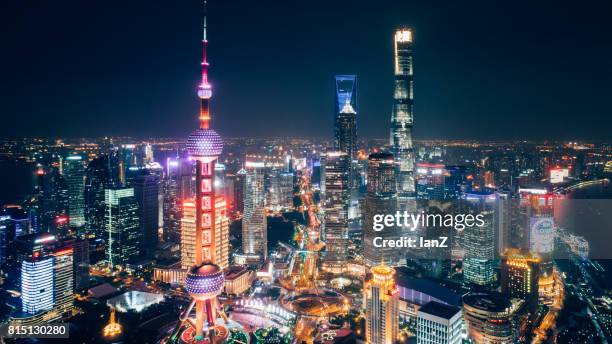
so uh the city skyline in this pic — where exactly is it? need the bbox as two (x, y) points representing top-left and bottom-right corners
(3, 0), (612, 140)
(2, 1), (612, 343)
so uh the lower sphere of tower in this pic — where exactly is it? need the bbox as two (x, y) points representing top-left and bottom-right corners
(184, 263), (224, 300)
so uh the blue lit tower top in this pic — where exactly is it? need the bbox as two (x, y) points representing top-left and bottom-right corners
(334, 75), (357, 115)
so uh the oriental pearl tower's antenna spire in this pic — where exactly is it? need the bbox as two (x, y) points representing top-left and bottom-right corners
(198, 0), (212, 129)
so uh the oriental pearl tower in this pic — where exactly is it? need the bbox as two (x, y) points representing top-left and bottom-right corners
(165, 1), (228, 343)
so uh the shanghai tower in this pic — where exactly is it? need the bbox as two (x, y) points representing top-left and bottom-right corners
(390, 28), (415, 196)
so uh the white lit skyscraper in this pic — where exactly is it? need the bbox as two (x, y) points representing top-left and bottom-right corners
(105, 187), (141, 268)
(416, 301), (463, 344)
(52, 247), (74, 318)
(267, 169), (294, 211)
(241, 161), (267, 263)
(322, 151), (350, 272)
(181, 200), (197, 270)
(463, 192), (496, 287)
(21, 256), (54, 315)
(390, 28), (415, 196)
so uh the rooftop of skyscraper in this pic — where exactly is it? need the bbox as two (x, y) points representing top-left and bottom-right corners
(418, 301), (461, 320)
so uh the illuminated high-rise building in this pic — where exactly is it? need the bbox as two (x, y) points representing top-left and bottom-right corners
(163, 157), (192, 243)
(390, 28), (415, 196)
(214, 163), (226, 195)
(181, 201), (197, 270)
(118, 144), (137, 185)
(322, 151), (350, 272)
(0, 215), (10, 266)
(516, 188), (557, 302)
(34, 167), (60, 233)
(363, 153), (398, 267)
(52, 247), (74, 318)
(212, 197), (229, 269)
(501, 249), (540, 311)
(241, 161), (267, 263)
(365, 262), (399, 344)
(334, 75), (357, 188)
(234, 167), (247, 213)
(494, 190), (512, 256)
(64, 155), (86, 227)
(415, 163), (445, 200)
(444, 165), (472, 200)
(69, 238), (90, 291)
(267, 169), (294, 211)
(21, 256), (54, 315)
(85, 156), (112, 238)
(463, 191), (496, 287)
(417, 301), (463, 344)
(133, 172), (160, 258)
(105, 187), (141, 268)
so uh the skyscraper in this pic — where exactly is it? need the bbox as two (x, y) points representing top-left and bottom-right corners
(118, 144), (137, 185)
(0, 215), (10, 266)
(181, 200), (197, 270)
(278, 171), (294, 209)
(334, 75), (357, 188)
(241, 161), (267, 263)
(21, 256), (54, 315)
(162, 157), (192, 243)
(133, 172), (160, 258)
(213, 196), (229, 269)
(34, 168), (59, 232)
(85, 156), (112, 238)
(322, 151), (350, 273)
(495, 190), (513, 256)
(444, 165), (471, 200)
(390, 28), (415, 196)
(234, 167), (247, 213)
(463, 192), (496, 287)
(70, 238), (90, 291)
(267, 169), (294, 211)
(417, 301), (463, 344)
(501, 248), (540, 311)
(52, 247), (74, 318)
(105, 187), (141, 268)
(526, 193), (555, 300)
(365, 262), (399, 344)
(363, 152), (398, 267)
(64, 155), (86, 227)
(415, 163), (446, 200)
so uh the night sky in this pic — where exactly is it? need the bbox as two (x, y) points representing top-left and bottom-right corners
(3, 0), (611, 140)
